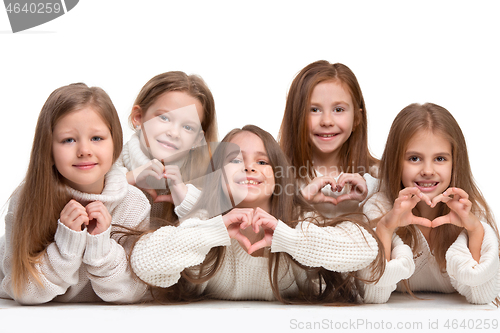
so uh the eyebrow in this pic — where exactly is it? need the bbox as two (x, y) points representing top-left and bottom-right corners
(405, 151), (451, 156)
(241, 150), (268, 158)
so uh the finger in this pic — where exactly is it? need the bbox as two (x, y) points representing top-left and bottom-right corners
(247, 238), (269, 255)
(411, 216), (432, 228)
(431, 216), (451, 228)
(154, 194), (173, 203)
(233, 233), (252, 252)
(336, 173), (364, 188)
(443, 187), (468, 200)
(143, 188), (158, 201)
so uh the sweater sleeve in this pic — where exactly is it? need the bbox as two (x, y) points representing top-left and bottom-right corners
(361, 233), (415, 303)
(130, 214), (231, 288)
(83, 185), (151, 303)
(446, 221), (500, 304)
(174, 184), (202, 219)
(270, 219), (378, 272)
(0, 199), (86, 305)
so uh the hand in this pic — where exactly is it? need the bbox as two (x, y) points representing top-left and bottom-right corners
(301, 176), (338, 205)
(60, 200), (89, 232)
(335, 173), (368, 204)
(431, 187), (482, 232)
(222, 208), (254, 251)
(379, 187), (433, 233)
(155, 165), (188, 205)
(127, 159), (165, 201)
(85, 201), (112, 235)
(247, 208), (278, 255)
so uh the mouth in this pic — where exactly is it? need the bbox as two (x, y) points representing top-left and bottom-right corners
(415, 182), (439, 191)
(315, 133), (339, 139)
(236, 179), (262, 186)
(73, 163), (97, 170)
(157, 139), (178, 150)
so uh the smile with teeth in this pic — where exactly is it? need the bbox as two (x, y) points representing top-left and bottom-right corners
(237, 180), (261, 185)
(317, 133), (337, 137)
(416, 182), (438, 187)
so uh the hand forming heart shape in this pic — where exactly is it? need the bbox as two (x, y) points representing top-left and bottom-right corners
(301, 173), (368, 206)
(222, 207), (279, 255)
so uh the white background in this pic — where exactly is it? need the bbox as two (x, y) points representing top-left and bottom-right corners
(0, 0), (499, 330)
(2, 1), (498, 229)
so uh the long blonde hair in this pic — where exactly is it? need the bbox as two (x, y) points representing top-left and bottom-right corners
(379, 103), (499, 297)
(11, 83), (123, 296)
(279, 60), (378, 180)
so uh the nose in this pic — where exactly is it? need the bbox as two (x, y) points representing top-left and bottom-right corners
(244, 161), (256, 172)
(420, 161), (435, 176)
(77, 141), (92, 157)
(166, 124), (180, 139)
(320, 111), (335, 127)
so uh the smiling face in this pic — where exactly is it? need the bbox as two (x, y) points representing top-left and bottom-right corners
(402, 130), (453, 200)
(222, 131), (275, 212)
(133, 91), (205, 164)
(52, 107), (114, 194)
(308, 80), (356, 165)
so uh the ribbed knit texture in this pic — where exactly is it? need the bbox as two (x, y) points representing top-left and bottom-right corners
(0, 166), (151, 304)
(131, 210), (379, 300)
(362, 192), (500, 304)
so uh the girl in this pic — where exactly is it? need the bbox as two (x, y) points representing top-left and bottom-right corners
(362, 103), (500, 305)
(130, 125), (384, 304)
(0, 83), (151, 305)
(279, 60), (379, 218)
(115, 71), (218, 224)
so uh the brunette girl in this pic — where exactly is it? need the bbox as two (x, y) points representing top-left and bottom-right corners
(362, 103), (500, 305)
(130, 125), (384, 304)
(0, 83), (150, 304)
(279, 60), (378, 218)
(116, 71), (218, 223)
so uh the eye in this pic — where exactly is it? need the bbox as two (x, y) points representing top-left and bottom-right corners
(158, 114), (169, 122)
(435, 156), (447, 162)
(333, 107), (345, 113)
(257, 160), (269, 165)
(230, 158), (242, 164)
(62, 138), (75, 144)
(183, 124), (194, 131)
(408, 156), (420, 162)
(91, 136), (103, 142)
(310, 107), (320, 113)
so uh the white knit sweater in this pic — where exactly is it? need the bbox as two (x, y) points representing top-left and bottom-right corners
(0, 166), (151, 305)
(361, 192), (500, 304)
(115, 132), (201, 219)
(130, 211), (379, 301)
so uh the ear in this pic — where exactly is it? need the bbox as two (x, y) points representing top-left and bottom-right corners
(131, 105), (143, 129)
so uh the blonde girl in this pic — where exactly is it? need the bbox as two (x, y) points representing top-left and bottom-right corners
(0, 83), (151, 305)
(130, 125), (384, 304)
(116, 71), (218, 224)
(362, 103), (500, 305)
(279, 60), (378, 218)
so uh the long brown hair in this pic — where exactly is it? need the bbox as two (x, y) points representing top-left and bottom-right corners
(379, 103), (499, 301)
(129, 71), (218, 222)
(145, 125), (384, 304)
(11, 83), (123, 296)
(279, 60), (378, 180)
